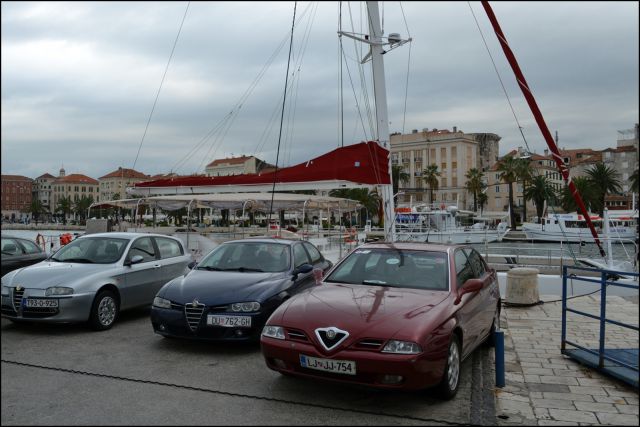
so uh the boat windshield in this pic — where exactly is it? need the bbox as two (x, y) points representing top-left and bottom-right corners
(197, 241), (290, 273)
(325, 248), (449, 291)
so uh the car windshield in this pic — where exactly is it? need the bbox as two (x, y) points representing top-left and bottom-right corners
(51, 237), (129, 264)
(197, 241), (290, 273)
(325, 248), (449, 291)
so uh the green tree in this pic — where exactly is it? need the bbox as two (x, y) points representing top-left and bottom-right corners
(515, 158), (533, 223)
(561, 177), (596, 213)
(523, 175), (557, 224)
(629, 168), (638, 193)
(497, 155), (519, 229)
(464, 168), (485, 212)
(30, 199), (47, 226)
(55, 196), (73, 225)
(73, 196), (94, 224)
(329, 188), (381, 226)
(391, 165), (410, 203)
(477, 192), (488, 216)
(422, 164), (441, 205)
(585, 162), (622, 216)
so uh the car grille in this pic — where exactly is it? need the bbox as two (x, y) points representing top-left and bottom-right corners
(12, 288), (24, 312)
(184, 302), (205, 331)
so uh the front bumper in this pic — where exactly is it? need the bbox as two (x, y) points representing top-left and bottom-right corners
(260, 336), (447, 390)
(1, 291), (94, 324)
(151, 306), (271, 341)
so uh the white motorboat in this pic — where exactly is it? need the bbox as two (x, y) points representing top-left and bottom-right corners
(522, 211), (638, 244)
(394, 204), (510, 244)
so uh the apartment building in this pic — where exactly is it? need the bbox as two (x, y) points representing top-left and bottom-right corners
(99, 167), (149, 201)
(205, 156), (271, 177)
(1, 175), (33, 221)
(33, 173), (56, 214)
(389, 127), (494, 209)
(51, 167), (99, 220)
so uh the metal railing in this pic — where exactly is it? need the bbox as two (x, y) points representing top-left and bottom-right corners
(561, 265), (639, 387)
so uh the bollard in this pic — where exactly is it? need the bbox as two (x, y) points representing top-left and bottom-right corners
(495, 329), (505, 388)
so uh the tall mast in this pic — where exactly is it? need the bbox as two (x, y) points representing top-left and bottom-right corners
(366, 1), (396, 242)
(339, 2), (410, 242)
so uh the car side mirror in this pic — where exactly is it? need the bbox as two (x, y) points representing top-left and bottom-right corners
(312, 267), (324, 285)
(292, 263), (313, 278)
(454, 278), (483, 305)
(125, 255), (144, 266)
(188, 261), (197, 269)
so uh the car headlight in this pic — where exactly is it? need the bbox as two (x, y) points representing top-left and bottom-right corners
(153, 297), (172, 309)
(1, 286), (9, 296)
(45, 287), (74, 296)
(262, 325), (285, 340)
(382, 340), (422, 354)
(231, 302), (261, 312)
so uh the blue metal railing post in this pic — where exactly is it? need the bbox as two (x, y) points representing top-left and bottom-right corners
(561, 266), (568, 352)
(599, 271), (607, 368)
(495, 329), (505, 388)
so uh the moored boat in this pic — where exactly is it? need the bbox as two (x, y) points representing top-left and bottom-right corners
(522, 211), (637, 244)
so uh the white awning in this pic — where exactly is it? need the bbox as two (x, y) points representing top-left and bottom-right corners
(89, 192), (361, 212)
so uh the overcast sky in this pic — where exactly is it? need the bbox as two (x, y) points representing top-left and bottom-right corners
(2, 1), (638, 180)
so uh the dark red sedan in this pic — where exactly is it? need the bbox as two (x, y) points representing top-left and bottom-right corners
(260, 242), (500, 399)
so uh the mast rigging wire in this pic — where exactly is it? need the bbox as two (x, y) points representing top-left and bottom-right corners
(268, 2), (297, 223)
(132, 1), (190, 172)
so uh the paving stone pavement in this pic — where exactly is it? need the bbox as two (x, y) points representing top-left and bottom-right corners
(495, 294), (639, 426)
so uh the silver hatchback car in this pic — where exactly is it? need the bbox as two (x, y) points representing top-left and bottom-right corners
(1, 232), (193, 330)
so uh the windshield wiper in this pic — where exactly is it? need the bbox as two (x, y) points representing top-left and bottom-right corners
(221, 267), (264, 272)
(362, 280), (396, 286)
(196, 266), (224, 271)
(61, 258), (93, 263)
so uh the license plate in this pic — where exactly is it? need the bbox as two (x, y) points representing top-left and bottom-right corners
(23, 298), (58, 308)
(300, 354), (356, 375)
(207, 315), (251, 327)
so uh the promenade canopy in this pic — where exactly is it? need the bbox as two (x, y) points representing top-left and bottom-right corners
(89, 193), (362, 213)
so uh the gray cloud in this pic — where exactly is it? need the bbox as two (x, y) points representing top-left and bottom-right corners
(2, 1), (638, 180)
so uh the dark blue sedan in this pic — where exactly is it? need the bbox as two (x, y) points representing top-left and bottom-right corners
(150, 238), (333, 341)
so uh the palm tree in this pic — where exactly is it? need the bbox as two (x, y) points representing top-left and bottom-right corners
(391, 165), (410, 203)
(561, 177), (596, 213)
(422, 164), (440, 205)
(464, 168), (485, 212)
(73, 196), (94, 224)
(630, 168), (639, 193)
(329, 188), (381, 226)
(515, 158), (533, 223)
(585, 162), (622, 216)
(497, 155), (519, 229)
(55, 196), (73, 225)
(523, 175), (557, 224)
(477, 192), (488, 216)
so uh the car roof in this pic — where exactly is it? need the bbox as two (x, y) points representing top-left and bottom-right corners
(78, 232), (181, 240)
(222, 237), (296, 245)
(357, 241), (466, 253)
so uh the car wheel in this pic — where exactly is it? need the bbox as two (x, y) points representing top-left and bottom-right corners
(437, 335), (461, 400)
(89, 290), (119, 331)
(485, 303), (501, 347)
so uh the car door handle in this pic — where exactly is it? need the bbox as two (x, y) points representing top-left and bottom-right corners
(153, 264), (162, 269)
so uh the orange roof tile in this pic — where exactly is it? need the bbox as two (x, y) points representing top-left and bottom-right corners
(99, 167), (149, 180)
(54, 174), (99, 185)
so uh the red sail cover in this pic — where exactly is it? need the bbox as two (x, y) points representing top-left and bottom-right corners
(134, 141), (390, 191)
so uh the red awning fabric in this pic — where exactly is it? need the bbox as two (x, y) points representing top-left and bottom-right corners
(130, 141), (390, 195)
